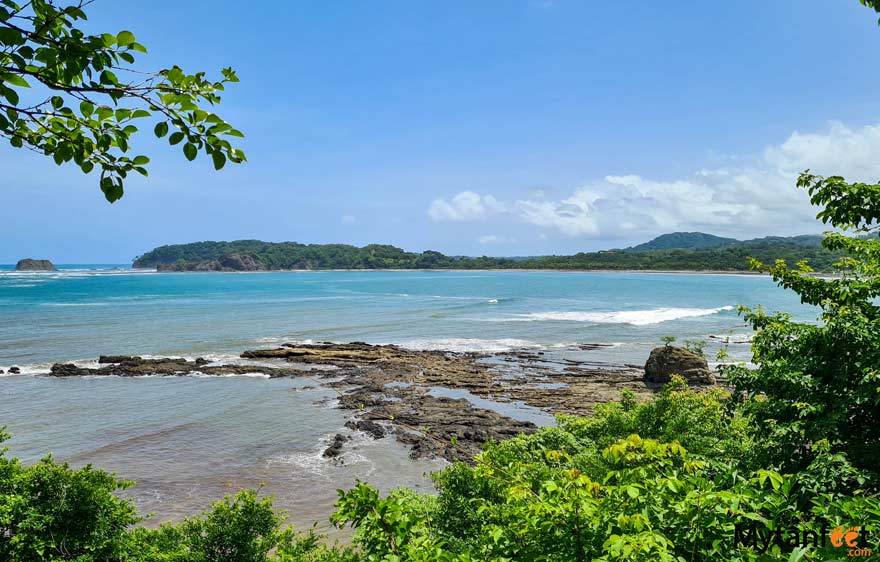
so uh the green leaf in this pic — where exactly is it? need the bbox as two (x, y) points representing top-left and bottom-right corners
(0, 27), (25, 46)
(168, 131), (184, 145)
(154, 122), (169, 138)
(212, 151), (226, 170)
(80, 101), (94, 117)
(183, 142), (197, 161)
(100, 70), (119, 86)
(116, 31), (135, 47)
(132, 155), (150, 166)
(4, 74), (29, 88)
(0, 86), (18, 105)
(101, 183), (124, 203)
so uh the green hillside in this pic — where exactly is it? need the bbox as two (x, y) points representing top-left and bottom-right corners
(133, 233), (844, 272)
(625, 232), (738, 252)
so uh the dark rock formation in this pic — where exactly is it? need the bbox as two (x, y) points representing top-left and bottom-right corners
(14, 258), (56, 271)
(155, 253), (265, 272)
(34, 341), (664, 464)
(48, 356), (307, 378)
(322, 433), (349, 457)
(644, 346), (715, 385)
(98, 355), (142, 364)
(345, 419), (387, 439)
(8, 367), (20, 374)
(218, 253), (262, 271)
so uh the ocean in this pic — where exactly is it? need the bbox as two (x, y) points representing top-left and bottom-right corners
(0, 266), (815, 530)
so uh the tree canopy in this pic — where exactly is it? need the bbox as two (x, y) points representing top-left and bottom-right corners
(0, 0), (245, 202)
(132, 234), (847, 272)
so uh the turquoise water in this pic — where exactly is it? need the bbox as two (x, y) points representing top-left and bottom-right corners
(0, 266), (813, 367)
(0, 266), (815, 527)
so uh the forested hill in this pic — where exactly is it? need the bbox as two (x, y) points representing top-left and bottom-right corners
(132, 233), (845, 272)
(624, 232), (739, 252)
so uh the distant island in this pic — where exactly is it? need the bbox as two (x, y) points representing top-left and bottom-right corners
(132, 232), (844, 272)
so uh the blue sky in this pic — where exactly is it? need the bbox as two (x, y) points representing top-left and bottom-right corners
(3, 0), (880, 263)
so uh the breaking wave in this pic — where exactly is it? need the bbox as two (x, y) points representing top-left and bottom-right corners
(400, 338), (545, 353)
(496, 306), (735, 326)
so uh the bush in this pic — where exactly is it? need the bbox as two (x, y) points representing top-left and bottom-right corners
(0, 427), (354, 562)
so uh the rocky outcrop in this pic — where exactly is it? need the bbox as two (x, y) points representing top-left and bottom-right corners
(48, 356), (309, 378)
(218, 253), (262, 271)
(98, 355), (142, 363)
(345, 419), (387, 439)
(37, 342), (670, 463)
(241, 342), (654, 462)
(644, 346), (715, 385)
(322, 434), (349, 458)
(14, 258), (56, 271)
(155, 253), (265, 272)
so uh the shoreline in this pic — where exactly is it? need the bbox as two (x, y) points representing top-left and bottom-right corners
(127, 267), (772, 275)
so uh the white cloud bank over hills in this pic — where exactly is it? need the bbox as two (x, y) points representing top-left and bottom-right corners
(428, 122), (880, 240)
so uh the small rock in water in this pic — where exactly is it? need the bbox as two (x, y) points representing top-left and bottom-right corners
(322, 433), (349, 458)
(8, 366), (20, 374)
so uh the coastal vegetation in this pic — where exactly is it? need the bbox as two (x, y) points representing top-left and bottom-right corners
(0, 0), (245, 201)
(132, 232), (846, 272)
(3, 171), (880, 560)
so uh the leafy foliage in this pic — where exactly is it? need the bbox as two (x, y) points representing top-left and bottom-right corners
(0, 429), (140, 562)
(0, 0), (245, 201)
(333, 410), (878, 561)
(0, 427), (354, 562)
(726, 171), (880, 479)
(862, 0), (880, 22)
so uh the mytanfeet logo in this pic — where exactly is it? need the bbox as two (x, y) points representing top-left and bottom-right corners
(830, 526), (872, 558)
(734, 521), (874, 558)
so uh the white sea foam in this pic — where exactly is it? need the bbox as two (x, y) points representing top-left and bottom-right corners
(270, 449), (329, 476)
(40, 302), (111, 307)
(191, 371), (271, 379)
(401, 338), (544, 353)
(252, 336), (316, 346)
(494, 306), (735, 326)
(709, 333), (753, 344)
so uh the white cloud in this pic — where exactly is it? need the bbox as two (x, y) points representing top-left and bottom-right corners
(477, 234), (515, 244)
(427, 122), (880, 239)
(429, 191), (505, 222)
